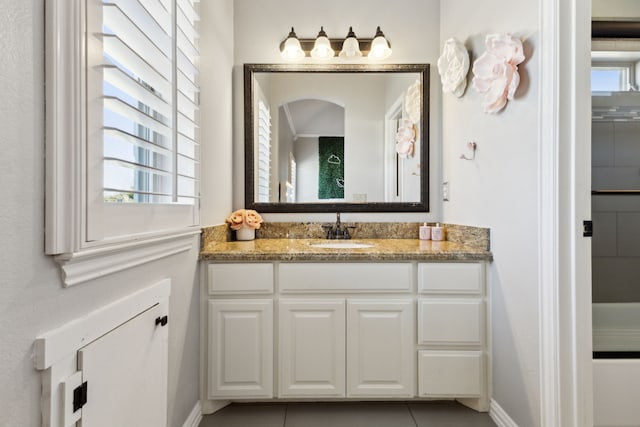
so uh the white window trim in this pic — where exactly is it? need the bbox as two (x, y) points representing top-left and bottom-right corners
(45, 0), (200, 287)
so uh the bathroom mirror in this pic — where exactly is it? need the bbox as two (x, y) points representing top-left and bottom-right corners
(244, 63), (430, 213)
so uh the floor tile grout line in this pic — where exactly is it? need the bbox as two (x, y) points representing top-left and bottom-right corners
(406, 402), (420, 427)
(282, 403), (289, 427)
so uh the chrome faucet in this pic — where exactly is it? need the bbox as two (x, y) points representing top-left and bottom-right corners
(322, 213), (355, 239)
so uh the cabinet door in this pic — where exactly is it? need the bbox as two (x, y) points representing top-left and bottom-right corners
(279, 299), (346, 397)
(208, 299), (273, 399)
(78, 304), (167, 427)
(346, 299), (415, 397)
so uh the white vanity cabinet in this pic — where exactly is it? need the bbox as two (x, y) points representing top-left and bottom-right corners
(205, 263), (274, 401)
(416, 262), (488, 410)
(202, 259), (489, 411)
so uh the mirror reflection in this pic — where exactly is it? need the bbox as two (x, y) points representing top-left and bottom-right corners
(244, 64), (430, 213)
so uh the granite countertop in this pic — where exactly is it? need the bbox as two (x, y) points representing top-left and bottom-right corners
(200, 238), (493, 262)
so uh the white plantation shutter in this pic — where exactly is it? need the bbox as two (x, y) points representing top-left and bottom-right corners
(176, 0), (200, 203)
(257, 100), (272, 203)
(85, 0), (200, 241)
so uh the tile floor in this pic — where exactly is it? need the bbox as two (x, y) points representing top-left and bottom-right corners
(199, 401), (497, 427)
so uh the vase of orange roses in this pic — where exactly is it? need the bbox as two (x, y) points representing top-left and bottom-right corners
(225, 209), (264, 241)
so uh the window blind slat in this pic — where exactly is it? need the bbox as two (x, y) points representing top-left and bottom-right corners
(103, 65), (171, 119)
(103, 35), (171, 97)
(103, 4), (171, 79)
(176, 5), (198, 42)
(136, 0), (172, 34)
(177, 133), (197, 158)
(104, 96), (172, 139)
(104, 127), (172, 155)
(177, 0), (200, 24)
(177, 29), (198, 60)
(177, 175), (197, 197)
(104, 157), (173, 175)
(177, 154), (196, 178)
(177, 71), (198, 102)
(103, 133), (172, 171)
(106, 0), (170, 46)
(177, 92), (197, 121)
(177, 51), (197, 83)
(177, 112), (198, 140)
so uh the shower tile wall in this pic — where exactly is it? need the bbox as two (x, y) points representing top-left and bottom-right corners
(592, 120), (640, 303)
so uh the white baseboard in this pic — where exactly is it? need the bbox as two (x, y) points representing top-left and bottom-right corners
(182, 401), (202, 427)
(490, 399), (518, 427)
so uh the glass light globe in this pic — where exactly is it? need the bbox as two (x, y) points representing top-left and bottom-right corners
(310, 27), (334, 60)
(280, 27), (305, 60)
(339, 27), (362, 58)
(368, 26), (392, 60)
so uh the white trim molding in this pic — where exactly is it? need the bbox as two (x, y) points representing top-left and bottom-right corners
(538, 0), (594, 426)
(35, 279), (172, 370)
(45, 0), (85, 255)
(490, 399), (519, 427)
(56, 230), (200, 287)
(538, 0), (561, 425)
(182, 401), (203, 427)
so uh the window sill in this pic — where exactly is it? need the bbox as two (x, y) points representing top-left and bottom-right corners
(55, 229), (201, 287)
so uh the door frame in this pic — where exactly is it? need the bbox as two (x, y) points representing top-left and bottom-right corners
(539, 0), (593, 426)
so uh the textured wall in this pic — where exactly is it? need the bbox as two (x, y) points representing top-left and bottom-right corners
(0, 1), (235, 426)
(439, 1), (541, 426)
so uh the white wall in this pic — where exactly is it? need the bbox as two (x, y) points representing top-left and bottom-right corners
(593, 0), (640, 18)
(233, 0), (441, 223)
(0, 1), (233, 426)
(439, 1), (540, 426)
(200, 0), (235, 225)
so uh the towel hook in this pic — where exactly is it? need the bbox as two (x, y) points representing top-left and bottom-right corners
(460, 141), (477, 160)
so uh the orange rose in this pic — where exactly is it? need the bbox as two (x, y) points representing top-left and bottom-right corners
(225, 209), (246, 230)
(244, 209), (263, 230)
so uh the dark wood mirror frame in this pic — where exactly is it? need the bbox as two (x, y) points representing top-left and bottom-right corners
(244, 63), (430, 213)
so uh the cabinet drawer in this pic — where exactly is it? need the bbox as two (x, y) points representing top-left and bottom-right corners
(208, 263), (274, 294)
(418, 263), (483, 294)
(279, 263), (412, 292)
(418, 350), (483, 397)
(418, 298), (482, 345)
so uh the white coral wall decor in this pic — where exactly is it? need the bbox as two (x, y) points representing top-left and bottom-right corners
(395, 118), (416, 158)
(437, 38), (470, 97)
(405, 80), (421, 124)
(472, 33), (525, 114)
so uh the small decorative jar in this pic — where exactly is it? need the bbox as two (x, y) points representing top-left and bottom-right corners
(235, 225), (255, 241)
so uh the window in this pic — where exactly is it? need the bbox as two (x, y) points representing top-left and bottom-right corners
(45, 0), (201, 285)
(591, 64), (633, 92)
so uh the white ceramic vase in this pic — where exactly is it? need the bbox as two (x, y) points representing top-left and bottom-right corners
(236, 226), (255, 241)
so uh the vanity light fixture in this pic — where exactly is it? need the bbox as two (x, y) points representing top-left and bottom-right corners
(280, 27), (305, 60)
(339, 27), (362, 58)
(368, 26), (392, 60)
(279, 26), (391, 61)
(310, 27), (335, 60)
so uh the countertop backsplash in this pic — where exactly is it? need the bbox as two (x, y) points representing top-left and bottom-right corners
(201, 222), (490, 252)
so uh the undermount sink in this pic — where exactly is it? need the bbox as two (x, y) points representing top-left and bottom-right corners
(309, 242), (374, 249)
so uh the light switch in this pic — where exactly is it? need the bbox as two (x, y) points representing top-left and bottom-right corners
(443, 182), (450, 201)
